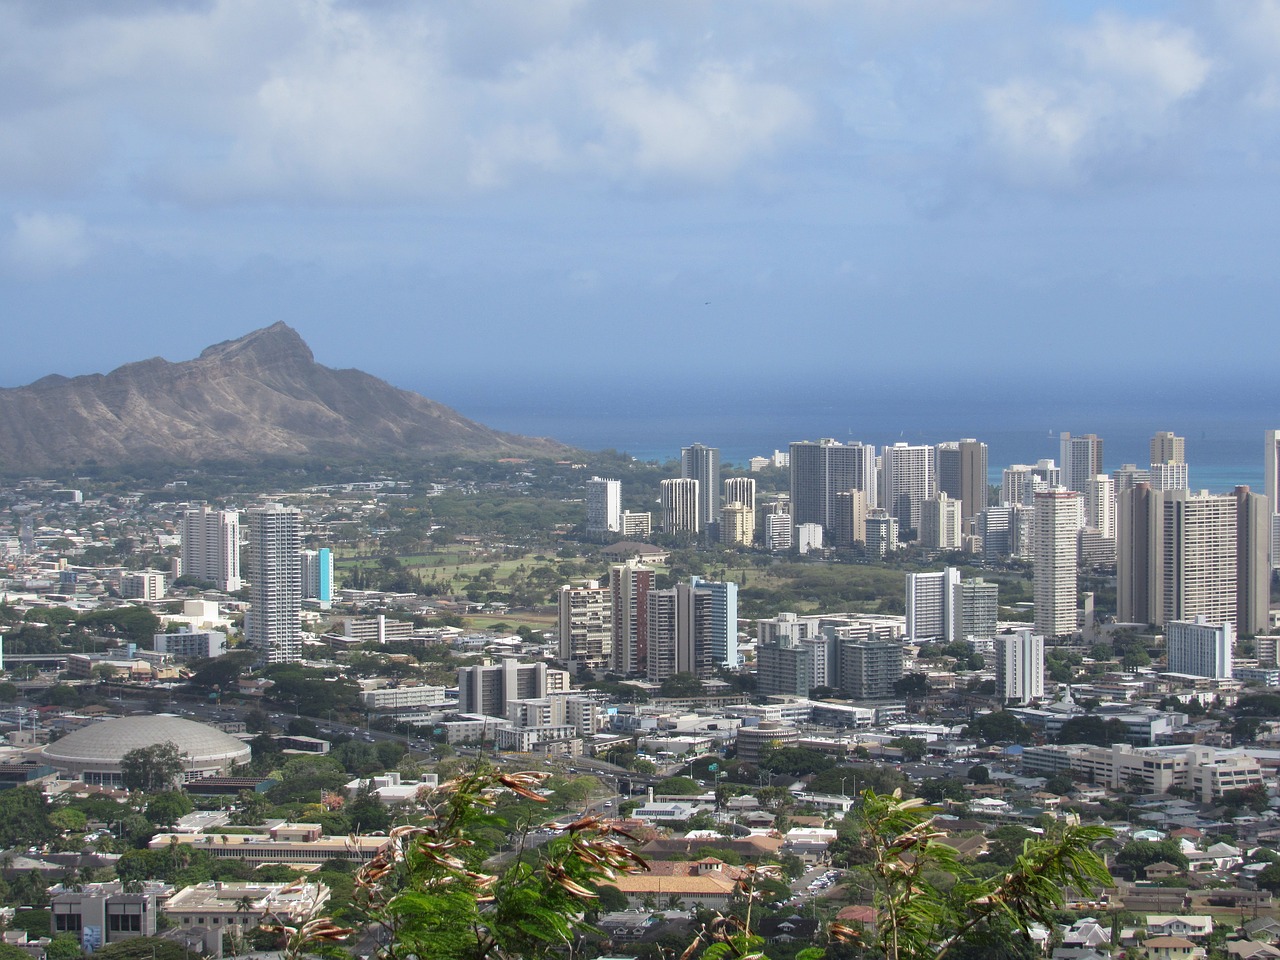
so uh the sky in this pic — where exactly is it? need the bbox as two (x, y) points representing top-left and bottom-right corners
(2, 0), (1279, 418)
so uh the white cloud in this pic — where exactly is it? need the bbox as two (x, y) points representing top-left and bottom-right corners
(4, 212), (91, 275)
(981, 14), (1211, 187)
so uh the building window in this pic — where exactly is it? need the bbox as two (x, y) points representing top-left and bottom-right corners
(55, 914), (83, 933)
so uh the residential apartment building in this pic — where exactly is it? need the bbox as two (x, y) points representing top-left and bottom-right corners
(120, 570), (166, 600)
(153, 628), (227, 660)
(557, 580), (613, 671)
(1117, 485), (1270, 634)
(299, 547), (333, 603)
(682, 444), (721, 528)
(180, 504), (241, 592)
(1166, 617), (1234, 679)
(1060, 433), (1104, 494)
(609, 560), (655, 676)
(1033, 489), (1081, 637)
(789, 439), (877, 535)
(919, 493), (963, 550)
(660, 478), (701, 534)
(951, 577), (998, 642)
(881, 442), (934, 535)
(995, 629), (1044, 705)
(935, 439), (988, 530)
(905, 567), (960, 640)
(456, 658), (567, 718)
(586, 477), (622, 534)
(244, 503), (302, 664)
(839, 639), (903, 700)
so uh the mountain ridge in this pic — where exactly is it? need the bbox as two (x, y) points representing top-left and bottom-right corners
(0, 323), (566, 471)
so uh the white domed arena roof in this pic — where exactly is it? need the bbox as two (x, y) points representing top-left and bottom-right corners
(41, 714), (250, 767)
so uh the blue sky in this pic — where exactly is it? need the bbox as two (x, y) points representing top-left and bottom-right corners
(1, 1), (1277, 409)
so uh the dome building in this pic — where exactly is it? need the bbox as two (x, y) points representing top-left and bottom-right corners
(40, 715), (251, 787)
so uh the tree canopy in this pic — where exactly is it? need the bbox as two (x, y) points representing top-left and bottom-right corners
(120, 741), (187, 793)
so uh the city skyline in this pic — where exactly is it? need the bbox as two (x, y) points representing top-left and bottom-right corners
(1, 3), (1279, 409)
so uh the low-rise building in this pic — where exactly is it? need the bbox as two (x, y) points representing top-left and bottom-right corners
(164, 881), (329, 934)
(1020, 743), (1263, 800)
(149, 823), (392, 867)
(49, 882), (166, 951)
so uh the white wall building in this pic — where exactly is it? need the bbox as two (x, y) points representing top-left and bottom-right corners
(995, 629), (1045, 704)
(1033, 489), (1081, 637)
(661, 478), (701, 534)
(245, 503), (302, 664)
(180, 505), (241, 592)
(905, 567), (960, 640)
(1166, 616), (1234, 679)
(586, 477), (622, 534)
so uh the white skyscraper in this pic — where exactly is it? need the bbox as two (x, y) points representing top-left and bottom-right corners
(1060, 433), (1104, 494)
(1033, 489), (1081, 637)
(557, 580), (613, 670)
(681, 444), (721, 528)
(995, 629), (1045, 704)
(180, 505), (241, 592)
(724, 477), (756, 512)
(585, 476), (622, 534)
(881, 442), (935, 536)
(1166, 616), (1234, 679)
(1150, 462), (1189, 491)
(1083, 474), (1115, 539)
(660, 478), (701, 534)
(245, 503), (302, 664)
(905, 567), (961, 640)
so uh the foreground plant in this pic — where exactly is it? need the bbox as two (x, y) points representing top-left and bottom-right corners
(840, 789), (1114, 960)
(357, 765), (648, 960)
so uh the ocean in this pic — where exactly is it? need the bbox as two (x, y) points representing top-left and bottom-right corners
(435, 378), (1274, 495)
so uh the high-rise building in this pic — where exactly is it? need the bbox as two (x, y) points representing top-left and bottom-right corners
(721, 477), (756, 546)
(950, 577), (998, 643)
(881, 443), (934, 536)
(864, 511), (899, 557)
(789, 439), (877, 534)
(832, 489), (869, 549)
(905, 567), (960, 640)
(1150, 462), (1189, 491)
(646, 582), (714, 682)
(1112, 463), (1152, 496)
(936, 439), (989, 529)
(1237, 485), (1271, 637)
(245, 503), (302, 664)
(919, 493), (963, 550)
(1166, 616), (1233, 679)
(620, 511), (652, 539)
(180, 505), (241, 592)
(1060, 433), (1104, 494)
(660, 478), (700, 534)
(764, 511), (793, 552)
(299, 548), (333, 603)
(1151, 432), (1186, 466)
(457, 658), (558, 718)
(1117, 485), (1270, 635)
(723, 477), (756, 513)
(1265, 431), (1280, 572)
(1033, 489), (1081, 637)
(1083, 474), (1115, 539)
(585, 477), (622, 534)
(839, 639), (903, 700)
(995, 629), (1045, 705)
(609, 561), (655, 675)
(557, 580), (613, 671)
(721, 503), (755, 547)
(690, 576), (739, 669)
(681, 444), (721, 528)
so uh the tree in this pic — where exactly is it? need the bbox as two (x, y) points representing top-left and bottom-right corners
(654, 776), (701, 796)
(889, 737), (927, 762)
(836, 791), (1113, 960)
(1115, 839), (1189, 877)
(45, 935), (82, 960)
(1056, 716), (1128, 747)
(894, 674), (930, 697)
(145, 792), (195, 828)
(964, 712), (1032, 745)
(659, 672), (704, 698)
(968, 764), (991, 785)
(120, 742), (186, 793)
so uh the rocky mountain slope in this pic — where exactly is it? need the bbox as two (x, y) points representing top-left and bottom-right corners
(0, 323), (564, 470)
